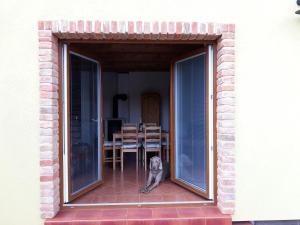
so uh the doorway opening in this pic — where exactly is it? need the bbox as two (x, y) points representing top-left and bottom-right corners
(62, 42), (215, 206)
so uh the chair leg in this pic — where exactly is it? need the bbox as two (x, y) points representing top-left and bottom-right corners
(142, 148), (144, 167)
(136, 149), (138, 172)
(138, 148), (140, 166)
(113, 147), (116, 170)
(144, 150), (147, 171)
(159, 150), (161, 159)
(121, 151), (123, 171)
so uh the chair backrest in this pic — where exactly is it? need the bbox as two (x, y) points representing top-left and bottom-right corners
(142, 123), (157, 132)
(144, 123), (157, 127)
(114, 134), (122, 144)
(123, 123), (137, 127)
(144, 126), (161, 145)
(121, 124), (138, 145)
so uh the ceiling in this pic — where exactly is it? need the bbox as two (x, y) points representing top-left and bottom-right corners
(70, 43), (204, 72)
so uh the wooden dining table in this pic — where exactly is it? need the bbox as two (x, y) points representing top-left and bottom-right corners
(112, 131), (169, 170)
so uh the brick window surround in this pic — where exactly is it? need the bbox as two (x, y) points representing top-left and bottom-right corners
(38, 20), (235, 219)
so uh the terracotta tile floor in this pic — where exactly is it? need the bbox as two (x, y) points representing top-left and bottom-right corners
(46, 206), (232, 225)
(71, 159), (206, 204)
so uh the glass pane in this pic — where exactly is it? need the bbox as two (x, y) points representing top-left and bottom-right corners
(70, 54), (100, 194)
(175, 54), (206, 191)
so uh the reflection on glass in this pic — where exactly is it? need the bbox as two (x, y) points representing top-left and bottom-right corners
(175, 54), (206, 191)
(70, 54), (100, 194)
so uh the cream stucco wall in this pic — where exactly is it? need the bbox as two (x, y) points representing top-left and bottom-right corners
(1, 0), (300, 224)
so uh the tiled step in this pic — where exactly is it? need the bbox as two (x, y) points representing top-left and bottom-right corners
(45, 206), (231, 225)
(233, 223), (252, 225)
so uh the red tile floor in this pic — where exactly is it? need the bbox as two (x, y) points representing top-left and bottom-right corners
(48, 159), (233, 224)
(46, 206), (232, 225)
(71, 158), (206, 204)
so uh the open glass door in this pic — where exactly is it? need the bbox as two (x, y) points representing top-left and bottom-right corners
(62, 44), (103, 203)
(170, 46), (214, 199)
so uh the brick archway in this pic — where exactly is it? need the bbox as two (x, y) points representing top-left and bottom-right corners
(38, 20), (235, 218)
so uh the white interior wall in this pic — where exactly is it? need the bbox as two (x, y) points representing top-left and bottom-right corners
(102, 71), (170, 130)
(102, 72), (118, 119)
(117, 73), (130, 121)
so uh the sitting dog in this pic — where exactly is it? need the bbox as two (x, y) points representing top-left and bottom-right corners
(140, 156), (163, 194)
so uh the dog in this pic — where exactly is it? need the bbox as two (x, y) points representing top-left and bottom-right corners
(140, 156), (163, 194)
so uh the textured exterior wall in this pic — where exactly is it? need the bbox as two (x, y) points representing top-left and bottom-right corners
(38, 20), (236, 218)
(2, 0), (300, 224)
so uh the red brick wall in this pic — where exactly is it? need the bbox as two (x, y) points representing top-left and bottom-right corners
(216, 24), (236, 214)
(38, 20), (235, 218)
(38, 27), (60, 218)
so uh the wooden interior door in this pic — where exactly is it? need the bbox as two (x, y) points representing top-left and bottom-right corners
(170, 47), (214, 199)
(62, 44), (103, 203)
(141, 93), (161, 125)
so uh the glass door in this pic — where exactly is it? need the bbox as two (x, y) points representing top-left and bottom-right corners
(62, 44), (103, 202)
(170, 47), (214, 199)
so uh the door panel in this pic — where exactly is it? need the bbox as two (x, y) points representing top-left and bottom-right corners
(141, 93), (161, 125)
(171, 48), (213, 199)
(63, 45), (103, 202)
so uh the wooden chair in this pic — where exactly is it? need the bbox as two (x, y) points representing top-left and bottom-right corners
(121, 124), (139, 172)
(143, 126), (161, 171)
(104, 139), (121, 165)
(104, 141), (113, 163)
